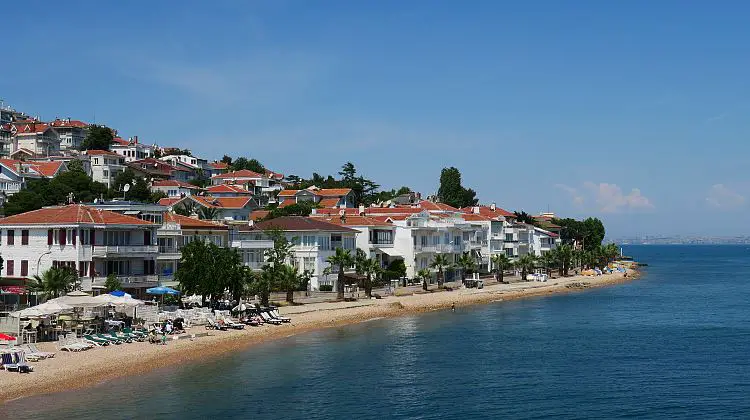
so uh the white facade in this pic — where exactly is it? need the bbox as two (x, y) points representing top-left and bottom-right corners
(150, 181), (198, 197)
(111, 137), (155, 162)
(0, 206), (159, 294)
(12, 124), (61, 157)
(87, 151), (125, 188)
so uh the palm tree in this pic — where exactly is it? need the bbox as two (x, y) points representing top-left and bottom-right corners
(456, 253), (476, 282)
(28, 267), (78, 298)
(360, 258), (382, 298)
(515, 254), (537, 281)
(430, 254), (452, 287)
(277, 264), (303, 303)
(556, 244), (573, 276)
(417, 268), (431, 291)
(174, 200), (197, 217)
(491, 254), (513, 284)
(326, 248), (354, 300)
(198, 206), (221, 220)
(540, 252), (556, 276)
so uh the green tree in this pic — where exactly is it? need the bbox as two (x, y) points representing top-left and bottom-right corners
(254, 266), (275, 306)
(175, 240), (212, 304)
(540, 252), (556, 276)
(556, 244), (574, 276)
(104, 273), (122, 292)
(276, 264), (304, 303)
(516, 254), (537, 281)
(456, 253), (476, 281)
(384, 259), (407, 285)
(149, 190), (168, 204)
(263, 201), (318, 220)
(417, 268), (432, 291)
(232, 157), (266, 173)
(80, 125), (114, 151)
(173, 200), (197, 217)
(491, 254), (513, 283)
(359, 257), (382, 298)
(436, 167), (478, 208)
(430, 254), (452, 287)
(513, 211), (540, 226)
(220, 155), (233, 165)
(28, 267), (78, 298)
(325, 248), (354, 300)
(2, 189), (45, 216)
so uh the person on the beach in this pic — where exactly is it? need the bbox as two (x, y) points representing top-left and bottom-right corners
(451, 302), (455, 312)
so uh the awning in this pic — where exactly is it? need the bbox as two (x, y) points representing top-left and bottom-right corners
(0, 286), (26, 294)
(377, 248), (403, 258)
(124, 210), (141, 215)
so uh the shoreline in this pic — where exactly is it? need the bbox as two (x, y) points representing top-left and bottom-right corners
(0, 270), (639, 404)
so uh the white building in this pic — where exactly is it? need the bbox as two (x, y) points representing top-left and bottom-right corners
(0, 205), (159, 296)
(0, 123), (12, 157)
(10, 121), (61, 157)
(150, 180), (200, 197)
(157, 212), (229, 285)
(111, 136), (155, 162)
(212, 169), (283, 205)
(311, 212), (397, 268)
(49, 119), (88, 152)
(85, 150), (125, 188)
(165, 195), (258, 222)
(233, 216), (357, 290)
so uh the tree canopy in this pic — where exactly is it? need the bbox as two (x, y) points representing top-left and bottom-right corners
(437, 167), (478, 208)
(513, 211), (540, 226)
(287, 162), (382, 206)
(80, 125), (113, 151)
(263, 201), (318, 220)
(231, 157), (265, 173)
(552, 217), (606, 251)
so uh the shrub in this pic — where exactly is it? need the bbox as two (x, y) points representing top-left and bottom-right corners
(319, 284), (334, 292)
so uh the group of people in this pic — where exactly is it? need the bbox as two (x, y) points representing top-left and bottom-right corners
(147, 318), (186, 345)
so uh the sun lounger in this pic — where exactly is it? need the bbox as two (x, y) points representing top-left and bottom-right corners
(29, 343), (55, 358)
(206, 317), (229, 331)
(107, 331), (133, 343)
(221, 317), (245, 330)
(259, 311), (283, 325)
(269, 308), (291, 323)
(83, 334), (111, 346)
(19, 344), (46, 361)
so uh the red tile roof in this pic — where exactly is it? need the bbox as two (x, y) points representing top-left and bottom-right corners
(212, 169), (264, 179)
(209, 161), (229, 170)
(152, 180), (200, 189)
(314, 215), (393, 227)
(191, 196), (254, 209)
(205, 184), (252, 195)
(460, 205), (515, 218)
(249, 210), (269, 221)
(13, 122), (52, 135)
(30, 161), (65, 177)
(85, 149), (120, 156)
(0, 205), (154, 226)
(249, 216), (357, 232)
(49, 119), (88, 128)
(158, 197), (186, 207)
(264, 170), (284, 180)
(164, 212), (227, 229)
(317, 198), (341, 208)
(460, 213), (492, 222)
(278, 188), (352, 198)
(417, 200), (459, 212)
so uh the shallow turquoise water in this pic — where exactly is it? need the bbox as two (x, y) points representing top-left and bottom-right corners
(3, 245), (750, 419)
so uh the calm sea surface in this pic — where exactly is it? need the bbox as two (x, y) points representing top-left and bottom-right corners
(3, 245), (750, 419)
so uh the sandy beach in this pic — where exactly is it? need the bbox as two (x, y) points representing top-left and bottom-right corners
(0, 270), (637, 404)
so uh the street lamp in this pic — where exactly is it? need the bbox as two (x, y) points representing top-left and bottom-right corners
(36, 251), (52, 276)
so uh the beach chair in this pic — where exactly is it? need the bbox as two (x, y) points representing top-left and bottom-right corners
(107, 331), (133, 343)
(259, 311), (283, 325)
(96, 333), (123, 344)
(269, 308), (291, 323)
(83, 334), (111, 346)
(29, 343), (55, 358)
(19, 344), (46, 361)
(205, 317), (228, 331)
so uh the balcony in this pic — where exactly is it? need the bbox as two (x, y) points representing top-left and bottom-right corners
(92, 274), (159, 287)
(370, 240), (394, 248)
(158, 246), (181, 260)
(92, 245), (159, 257)
(415, 243), (469, 253)
(230, 239), (275, 249)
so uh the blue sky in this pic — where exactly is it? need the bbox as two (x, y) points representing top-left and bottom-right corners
(3, 0), (750, 237)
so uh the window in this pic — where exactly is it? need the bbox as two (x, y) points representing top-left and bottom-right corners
(303, 235), (316, 246)
(20, 260), (28, 276)
(343, 237), (355, 250)
(444, 233), (450, 244)
(93, 158), (99, 165)
(103, 170), (109, 178)
(6, 260), (13, 276)
(421, 236), (428, 246)
(21, 229), (29, 245)
(7, 229), (14, 245)
(303, 257), (315, 272)
(505, 234), (513, 242)
(318, 236), (330, 250)
(290, 236), (301, 246)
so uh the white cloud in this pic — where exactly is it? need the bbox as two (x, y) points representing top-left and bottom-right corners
(556, 182), (653, 213)
(706, 184), (745, 210)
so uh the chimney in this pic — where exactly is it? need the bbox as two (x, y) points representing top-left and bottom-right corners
(472, 206), (480, 214)
(134, 135), (138, 144)
(358, 204), (365, 216)
(311, 208), (317, 215)
(339, 209), (346, 223)
(248, 220), (254, 227)
(490, 202), (496, 211)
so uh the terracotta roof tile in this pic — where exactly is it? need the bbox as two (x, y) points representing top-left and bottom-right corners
(85, 149), (120, 156)
(209, 161), (229, 170)
(317, 198), (340, 208)
(249, 216), (357, 232)
(164, 212), (227, 229)
(205, 184), (252, 194)
(152, 180), (200, 189)
(314, 215), (393, 227)
(158, 197), (185, 207)
(49, 119), (88, 128)
(191, 196), (253, 209)
(212, 169), (264, 179)
(0, 205), (154, 226)
(249, 210), (269, 221)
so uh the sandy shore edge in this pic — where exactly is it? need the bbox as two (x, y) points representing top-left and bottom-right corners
(0, 270), (639, 404)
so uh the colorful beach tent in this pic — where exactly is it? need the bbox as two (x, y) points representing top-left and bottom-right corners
(146, 286), (180, 295)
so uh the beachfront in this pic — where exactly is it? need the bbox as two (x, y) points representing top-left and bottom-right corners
(0, 270), (636, 403)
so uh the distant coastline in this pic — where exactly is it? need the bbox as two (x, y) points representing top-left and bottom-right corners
(616, 240), (750, 246)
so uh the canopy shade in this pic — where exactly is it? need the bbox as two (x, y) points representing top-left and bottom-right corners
(11, 301), (74, 318)
(47, 292), (105, 308)
(93, 294), (144, 307)
(146, 286), (180, 295)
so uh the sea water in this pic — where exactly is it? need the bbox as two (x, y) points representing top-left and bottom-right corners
(3, 245), (750, 419)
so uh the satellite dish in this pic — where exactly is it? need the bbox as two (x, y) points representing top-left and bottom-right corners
(123, 184), (131, 192)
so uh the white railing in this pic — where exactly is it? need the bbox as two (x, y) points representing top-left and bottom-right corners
(415, 243), (469, 253)
(370, 241), (394, 248)
(230, 239), (275, 249)
(92, 245), (159, 256)
(92, 275), (159, 286)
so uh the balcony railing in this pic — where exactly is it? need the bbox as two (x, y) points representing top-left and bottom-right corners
(415, 243), (470, 253)
(370, 240), (394, 247)
(92, 274), (159, 286)
(230, 239), (275, 249)
(92, 245), (159, 257)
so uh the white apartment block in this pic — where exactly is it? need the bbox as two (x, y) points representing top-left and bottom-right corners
(10, 121), (61, 157)
(150, 180), (200, 197)
(49, 119), (88, 152)
(310, 212), (397, 268)
(85, 150), (125, 188)
(111, 136), (154, 162)
(0, 205), (159, 297)
(232, 216), (356, 290)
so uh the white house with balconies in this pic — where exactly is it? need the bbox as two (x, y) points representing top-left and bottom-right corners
(310, 211), (397, 268)
(234, 216), (357, 290)
(85, 150), (126, 188)
(0, 205), (159, 297)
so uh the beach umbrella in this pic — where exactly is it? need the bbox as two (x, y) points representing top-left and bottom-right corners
(11, 301), (74, 318)
(48, 292), (105, 308)
(109, 290), (129, 297)
(146, 286), (180, 295)
(0, 333), (16, 341)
